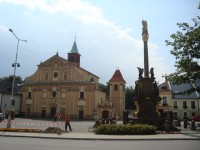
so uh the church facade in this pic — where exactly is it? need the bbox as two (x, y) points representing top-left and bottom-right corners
(21, 41), (126, 120)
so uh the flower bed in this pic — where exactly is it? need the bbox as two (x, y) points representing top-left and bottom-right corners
(0, 127), (64, 133)
(0, 128), (42, 133)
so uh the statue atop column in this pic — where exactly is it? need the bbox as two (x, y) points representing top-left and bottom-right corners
(150, 67), (154, 79)
(142, 20), (149, 77)
(137, 67), (143, 79)
(142, 20), (148, 35)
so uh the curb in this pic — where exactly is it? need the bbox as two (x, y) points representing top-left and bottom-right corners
(1, 132), (200, 141)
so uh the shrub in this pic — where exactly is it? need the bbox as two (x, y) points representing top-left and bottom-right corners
(94, 124), (156, 135)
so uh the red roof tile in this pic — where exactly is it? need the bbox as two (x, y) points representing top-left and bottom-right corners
(109, 69), (126, 83)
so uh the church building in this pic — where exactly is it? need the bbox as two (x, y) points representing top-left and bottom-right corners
(21, 40), (126, 120)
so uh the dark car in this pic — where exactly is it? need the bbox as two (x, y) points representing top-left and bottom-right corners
(189, 115), (200, 122)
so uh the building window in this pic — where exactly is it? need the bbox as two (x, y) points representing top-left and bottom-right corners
(28, 92), (31, 98)
(173, 101), (178, 108)
(114, 84), (118, 91)
(54, 72), (58, 78)
(191, 101), (196, 109)
(161, 85), (167, 90)
(173, 112), (178, 119)
(42, 107), (46, 117)
(183, 101), (188, 109)
(90, 77), (94, 82)
(52, 91), (56, 98)
(162, 97), (167, 106)
(80, 92), (84, 99)
(183, 112), (188, 119)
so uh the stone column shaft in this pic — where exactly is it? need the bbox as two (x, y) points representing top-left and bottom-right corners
(144, 41), (149, 77)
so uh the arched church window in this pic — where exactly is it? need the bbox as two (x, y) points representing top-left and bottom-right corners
(54, 72), (58, 78)
(28, 92), (32, 98)
(52, 91), (56, 98)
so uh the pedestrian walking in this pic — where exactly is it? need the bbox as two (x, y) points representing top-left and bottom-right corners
(65, 114), (72, 132)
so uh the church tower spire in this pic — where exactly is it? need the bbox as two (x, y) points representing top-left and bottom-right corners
(68, 38), (81, 67)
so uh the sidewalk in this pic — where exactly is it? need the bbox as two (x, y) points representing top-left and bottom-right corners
(1, 128), (200, 140)
(1, 119), (200, 140)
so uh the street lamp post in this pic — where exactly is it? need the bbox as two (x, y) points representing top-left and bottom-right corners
(7, 29), (27, 128)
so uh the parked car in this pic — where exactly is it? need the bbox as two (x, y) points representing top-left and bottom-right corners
(189, 115), (200, 122)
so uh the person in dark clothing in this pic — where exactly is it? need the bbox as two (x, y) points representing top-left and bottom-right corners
(65, 114), (72, 132)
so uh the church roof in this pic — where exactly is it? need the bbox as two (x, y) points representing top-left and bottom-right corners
(68, 41), (80, 54)
(109, 69), (126, 83)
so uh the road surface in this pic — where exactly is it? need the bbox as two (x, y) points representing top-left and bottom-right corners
(0, 137), (199, 150)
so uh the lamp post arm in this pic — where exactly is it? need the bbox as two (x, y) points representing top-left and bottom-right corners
(9, 29), (19, 40)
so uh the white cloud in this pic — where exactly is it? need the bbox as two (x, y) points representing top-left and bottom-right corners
(0, 25), (9, 31)
(0, 0), (136, 42)
(0, 0), (167, 85)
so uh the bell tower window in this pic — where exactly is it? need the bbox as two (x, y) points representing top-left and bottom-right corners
(114, 84), (118, 91)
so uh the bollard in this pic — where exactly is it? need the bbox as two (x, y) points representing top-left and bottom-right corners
(173, 120), (178, 127)
(164, 120), (170, 132)
(6, 115), (11, 128)
(129, 120), (134, 125)
(184, 119), (187, 128)
(191, 120), (196, 131)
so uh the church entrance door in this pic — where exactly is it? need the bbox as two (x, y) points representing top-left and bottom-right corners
(50, 107), (56, 117)
(102, 110), (109, 119)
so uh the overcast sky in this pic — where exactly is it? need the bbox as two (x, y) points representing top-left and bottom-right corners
(0, 0), (199, 87)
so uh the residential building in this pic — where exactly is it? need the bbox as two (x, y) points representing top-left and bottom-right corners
(158, 79), (173, 112)
(0, 77), (22, 115)
(170, 81), (200, 120)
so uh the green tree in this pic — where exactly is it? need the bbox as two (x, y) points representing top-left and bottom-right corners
(0, 75), (22, 82)
(98, 83), (109, 96)
(165, 4), (200, 95)
(125, 86), (135, 110)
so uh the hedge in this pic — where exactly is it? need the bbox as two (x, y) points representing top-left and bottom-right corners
(94, 124), (157, 135)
